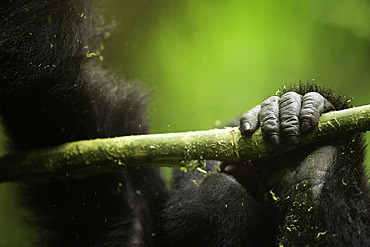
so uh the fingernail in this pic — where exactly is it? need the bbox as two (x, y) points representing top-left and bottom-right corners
(241, 122), (251, 133)
(288, 136), (299, 146)
(301, 121), (310, 132)
(269, 134), (281, 145)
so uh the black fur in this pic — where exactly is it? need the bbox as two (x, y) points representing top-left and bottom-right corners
(164, 83), (370, 246)
(163, 161), (266, 246)
(1, 1), (369, 246)
(273, 84), (370, 246)
(0, 1), (166, 246)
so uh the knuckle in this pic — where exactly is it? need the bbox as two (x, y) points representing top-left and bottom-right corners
(280, 92), (302, 103)
(279, 93), (302, 113)
(263, 96), (280, 105)
(261, 118), (280, 134)
(300, 107), (316, 115)
(282, 127), (299, 136)
(281, 91), (301, 98)
(261, 96), (280, 110)
(300, 114), (316, 123)
(281, 112), (299, 136)
(261, 125), (280, 136)
(302, 92), (324, 109)
(304, 92), (322, 99)
(300, 108), (319, 120)
(260, 96), (280, 136)
(243, 105), (261, 118)
(281, 120), (299, 134)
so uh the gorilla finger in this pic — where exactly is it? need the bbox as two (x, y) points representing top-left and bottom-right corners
(300, 92), (335, 132)
(323, 98), (335, 112)
(279, 92), (302, 146)
(260, 96), (281, 145)
(240, 105), (261, 134)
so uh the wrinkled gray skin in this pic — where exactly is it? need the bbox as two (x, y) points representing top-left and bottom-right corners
(240, 92), (335, 145)
(238, 92), (336, 199)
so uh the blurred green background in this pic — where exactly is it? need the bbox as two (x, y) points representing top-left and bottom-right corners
(0, 0), (369, 245)
(102, 0), (370, 162)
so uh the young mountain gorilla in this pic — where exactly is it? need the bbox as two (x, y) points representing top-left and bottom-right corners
(164, 85), (370, 246)
(1, 1), (369, 247)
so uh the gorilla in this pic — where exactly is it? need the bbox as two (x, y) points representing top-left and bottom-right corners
(164, 85), (370, 246)
(0, 1), (369, 246)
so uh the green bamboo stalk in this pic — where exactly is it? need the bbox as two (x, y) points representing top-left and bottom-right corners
(0, 104), (369, 183)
